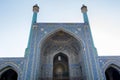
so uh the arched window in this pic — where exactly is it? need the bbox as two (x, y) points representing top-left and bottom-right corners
(105, 66), (120, 80)
(0, 68), (18, 80)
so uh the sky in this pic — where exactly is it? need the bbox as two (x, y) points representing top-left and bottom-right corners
(0, 0), (120, 57)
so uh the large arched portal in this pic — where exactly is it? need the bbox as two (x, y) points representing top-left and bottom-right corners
(0, 68), (18, 80)
(40, 30), (85, 80)
(105, 66), (120, 80)
(53, 53), (69, 80)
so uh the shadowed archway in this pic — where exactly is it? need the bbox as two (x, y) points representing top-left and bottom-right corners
(105, 66), (120, 80)
(53, 53), (69, 80)
(0, 68), (18, 80)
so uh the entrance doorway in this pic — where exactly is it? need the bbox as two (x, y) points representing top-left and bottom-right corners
(0, 69), (18, 80)
(105, 66), (120, 80)
(53, 53), (69, 80)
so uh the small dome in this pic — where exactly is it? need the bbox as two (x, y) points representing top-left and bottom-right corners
(33, 4), (39, 8)
(33, 4), (39, 12)
(81, 4), (87, 13)
(81, 5), (87, 9)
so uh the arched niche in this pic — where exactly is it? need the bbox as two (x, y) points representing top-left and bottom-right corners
(0, 67), (18, 80)
(53, 53), (69, 80)
(105, 64), (120, 80)
(40, 30), (85, 80)
(41, 30), (82, 55)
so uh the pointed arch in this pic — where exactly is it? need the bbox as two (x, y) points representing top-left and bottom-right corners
(39, 27), (85, 55)
(103, 60), (120, 72)
(105, 64), (120, 80)
(0, 67), (18, 80)
(40, 29), (84, 56)
(39, 28), (85, 51)
(53, 53), (69, 80)
(0, 62), (22, 80)
(39, 28), (86, 79)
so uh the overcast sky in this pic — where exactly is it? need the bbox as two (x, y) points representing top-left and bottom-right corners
(0, 0), (120, 57)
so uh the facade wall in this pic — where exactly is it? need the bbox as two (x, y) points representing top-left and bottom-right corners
(24, 23), (101, 80)
(0, 24), (120, 80)
(0, 58), (25, 80)
(98, 56), (120, 80)
(0, 56), (120, 80)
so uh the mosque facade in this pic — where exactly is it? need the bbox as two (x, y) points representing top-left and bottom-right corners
(0, 4), (120, 80)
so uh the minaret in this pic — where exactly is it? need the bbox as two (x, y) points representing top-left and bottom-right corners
(81, 5), (89, 24)
(24, 5), (39, 79)
(81, 5), (100, 80)
(32, 4), (39, 24)
(28, 4), (39, 47)
(81, 4), (95, 46)
(25, 4), (39, 57)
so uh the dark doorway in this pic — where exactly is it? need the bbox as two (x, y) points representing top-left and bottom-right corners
(105, 67), (120, 80)
(0, 69), (18, 80)
(53, 53), (69, 80)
